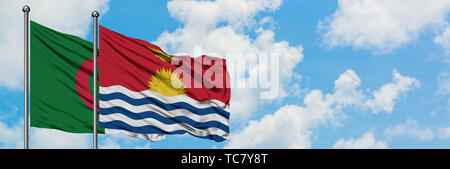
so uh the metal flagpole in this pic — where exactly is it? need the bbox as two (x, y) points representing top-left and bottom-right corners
(92, 11), (99, 149)
(23, 5), (30, 150)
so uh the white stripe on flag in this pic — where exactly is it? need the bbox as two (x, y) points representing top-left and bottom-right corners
(100, 85), (230, 110)
(104, 128), (165, 141)
(100, 99), (229, 125)
(100, 113), (229, 139)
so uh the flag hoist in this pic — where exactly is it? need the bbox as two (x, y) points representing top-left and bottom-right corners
(22, 5), (30, 150)
(92, 10), (99, 150)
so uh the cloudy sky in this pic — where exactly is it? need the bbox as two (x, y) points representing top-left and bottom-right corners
(1, 0), (450, 149)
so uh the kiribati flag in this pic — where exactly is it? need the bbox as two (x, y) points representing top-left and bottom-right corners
(98, 26), (231, 142)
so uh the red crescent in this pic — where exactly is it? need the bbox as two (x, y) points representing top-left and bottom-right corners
(76, 58), (94, 110)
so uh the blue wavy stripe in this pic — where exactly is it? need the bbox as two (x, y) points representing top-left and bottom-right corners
(99, 92), (230, 118)
(100, 106), (229, 133)
(99, 121), (227, 142)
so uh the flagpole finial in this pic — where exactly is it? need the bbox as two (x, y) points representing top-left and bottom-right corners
(92, 11), (99, 17)
(22, 5), (30, 12)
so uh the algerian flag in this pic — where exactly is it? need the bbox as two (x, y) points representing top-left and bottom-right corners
(30, 20), (104, 133)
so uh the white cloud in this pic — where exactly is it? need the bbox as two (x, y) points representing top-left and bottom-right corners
(225, 69), (363, 148)
(224, 96), (328, 149)
(0, 116), (93, 149)
(384, 119), (434, 141)
(0, 107), (23, 149)
(100, 138), (122, 149)
(365, 69), (420, 114)
(333, 132), (388, 149)
(330, 69), (365, 107)
(435, 27), (450, 53)
(0, 0), (110, 89)
(30, 128), (90, 149)
(166, 0), (282, 30)
(100, 133), (128, 149)
(99, 132), (152, 149)
(133, 142), (151, 149)
(437, 73), (450, 95)
(0, 120), (22, 149)
(320, 0), (450, 52)
(438, 127), (450, 139)
(30, 128), (154, 149)
(156, 0), (304, 122)
(225, 68), (421, 148)
(33, 127), (155, 149)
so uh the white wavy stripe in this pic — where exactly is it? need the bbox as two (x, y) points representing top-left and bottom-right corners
(100, 99), (229, 126)
(100, 85), (230, 111)
(100, 113), (229, 139)
(105, 128), (165, 142)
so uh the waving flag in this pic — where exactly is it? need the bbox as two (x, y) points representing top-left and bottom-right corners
(99, 26), (231, 142)
(30, 20), (104, 134)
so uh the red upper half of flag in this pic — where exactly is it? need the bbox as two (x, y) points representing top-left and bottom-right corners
(99, 26), (230, 105)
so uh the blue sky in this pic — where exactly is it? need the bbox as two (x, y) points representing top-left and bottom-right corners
(1, 0), (450, 149)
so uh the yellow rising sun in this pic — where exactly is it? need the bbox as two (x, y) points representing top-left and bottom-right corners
(148, 68), (186, 97)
